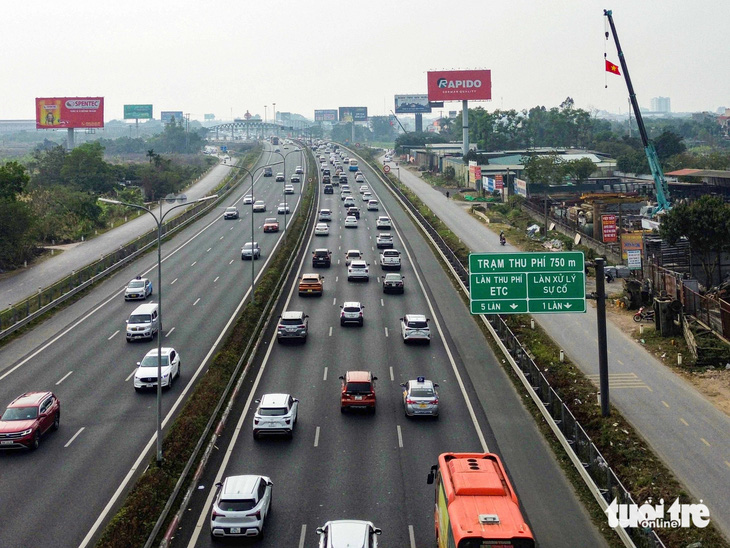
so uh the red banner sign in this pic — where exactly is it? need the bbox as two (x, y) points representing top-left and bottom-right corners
(36, 97), (104, 129)
(602, 214), (617, 243)
(427, 70), (492, 102)
(495, 174), (504, 190)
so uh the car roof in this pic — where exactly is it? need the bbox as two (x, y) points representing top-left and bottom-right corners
(342, 301), (362, 308)
(8, 392), (52, 408)
(225, 206), (238, 210)
(408, 378), (435, 390)
(350, 260), (367, 267)
(405, 314), (427, 322)
(259, 393), (291, 407)
(281, 311), (305, 320)
(264, 218), (278, 222)
(128, 277), (149, 283)
(325, 520), (373, 545)
(131, 303), (158, 314)
(221, 475), (263, 498)
(346, 249), (361, 255)
(143, 347), (175, 358)
(384, 272), (402, 279)
(314, 248), (330, 253)
(345, 371), (372, 382)
(301, 272), (321, 278)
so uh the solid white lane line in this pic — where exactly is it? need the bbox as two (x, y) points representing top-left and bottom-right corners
(380, 299), (384, 307)
(314, 426), (320, 447)
(193, 298), (200, 306)
(170, 278), (178, 285)
(56, 371), (73, 385)
(409, 525), (416, 548)
(65, 427), (85, 448)
(385, 327), (389, 337)
(165, 327), (175, 337)
(299, 525), (307, 548)
(125, 369), (136, 382)
(397, 425), (403, 448)
(214, 276), (219, 282)
(191, 261), (197, 267)
(108, 330), (119, 340)
(323, 367), (328, 381)
(390, 367), (394, 381)
(329, 326), (333, 337)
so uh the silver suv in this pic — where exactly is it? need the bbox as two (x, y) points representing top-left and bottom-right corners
(400, 314), (431, 344)
(340, 302), (364, 326)
(316, 520), (381, 548)
(277, 311), (309, 342)
(253, 393), (299, 438)
(241, 242), (261, 260)
(210, 475), (273, 539)
(347, 261), (370, 281)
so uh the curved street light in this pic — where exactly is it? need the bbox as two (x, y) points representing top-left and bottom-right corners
(269, 147), (305, 241)
(98, 193), (217, 466)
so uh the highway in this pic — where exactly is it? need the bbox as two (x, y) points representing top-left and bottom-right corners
(0, 142), (309, 548)
(171, 149), (607, 547)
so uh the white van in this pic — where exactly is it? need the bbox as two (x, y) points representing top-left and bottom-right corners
(126, 303), (159, 342)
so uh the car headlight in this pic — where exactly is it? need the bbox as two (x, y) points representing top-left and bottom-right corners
(19, 428), (33, 436)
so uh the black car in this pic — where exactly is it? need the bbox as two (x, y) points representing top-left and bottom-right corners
(347, 207), (360, 219)
(324, 185), (334, 194)
(312, 249), (332, 268)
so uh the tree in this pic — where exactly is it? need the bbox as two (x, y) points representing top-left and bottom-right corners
(0, 162), (35, 268)
(659, 195), (730, 287)
(28, 145), (67, 188)
(60, 142), (115, 194)
(0, 161), (30, 201)
(564, 158), (596, 184)
(653, 130), (686, 160)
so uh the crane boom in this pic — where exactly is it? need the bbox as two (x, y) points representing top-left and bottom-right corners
(604, 9), (671, 215)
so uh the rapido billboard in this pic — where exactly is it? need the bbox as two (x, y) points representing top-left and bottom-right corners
(36, 97), (104, 129)
(427, 70), (491, 101)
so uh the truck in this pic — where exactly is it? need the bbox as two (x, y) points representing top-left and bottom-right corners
(379, 249), (401, 270)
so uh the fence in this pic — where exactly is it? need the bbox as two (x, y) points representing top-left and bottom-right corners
(0, 168), (247, 341)
(364, 154), (664, 548)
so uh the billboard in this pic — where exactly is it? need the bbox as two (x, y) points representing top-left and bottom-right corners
(601, 214), (618, 243)
(427, 70), (492, 102)
(394, 94), (432, 114)
(314, 109), (338, 122)
(204, 113), (215, 121)
(338, 107), (368, 123)
(161, 111), (184, 124)
(124, 104), (153, 120)
(514, 178), (528, 197)
(36, 97), (104, 129)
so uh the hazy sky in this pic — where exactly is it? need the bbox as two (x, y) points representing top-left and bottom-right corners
(3, 0), (727, 122)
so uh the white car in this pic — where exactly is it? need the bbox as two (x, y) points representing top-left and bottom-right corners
(347, 260), (369, 281)
(340, 302), (365, 326)
(253, 393), (299, 438)
(367, 200), (379, 211)
(210, 475), (272, 539)
(345, 249), (362, 265)
(359, 184), (369, 194)
(400, 314), (431, 344)
(275, 172), (285, 182)
(376, 233), (393, 248)
(124, 277), (152, 300)
(295, 166), (304, 174)
(376, 216), (391, 230)
(284, 184), (295, 194)
(252, 200), (266, 212)
(355, 173), (365, 183)
(317, 520), (381, 548)
(343, 197), (356, 208)
(319, 209), (332, 222)
(380, 249), (401, 270)
(315, 223), (329, 236)
(243, 194), (254, 205)
(344, 215), (358, 228)
(134, 347), (180, 392)
(278, 203), (291, 214)
(362, 191), (373, 202)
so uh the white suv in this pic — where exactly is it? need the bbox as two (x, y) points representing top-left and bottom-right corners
(316, 520), (381, 548)
(400, 314), (431, 344)
(253, 393), (299, 438)
(210, 475), (272, 539)
(340, 302), (364, 326)
(347, 260), (369, 281)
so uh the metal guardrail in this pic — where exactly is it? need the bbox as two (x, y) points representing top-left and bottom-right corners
(0, 161), (250, 341)
(356, 151), (664, 548)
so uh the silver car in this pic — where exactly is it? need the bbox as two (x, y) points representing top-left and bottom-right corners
(253, 393), (299, 438)
(210, 475), (272, 539)
(241, 242), (261, 260)
(317, 520), (381, 548)
(277, 311), (309, 342)
(400, 377), (439, 418)
(347, 260), (369, 281)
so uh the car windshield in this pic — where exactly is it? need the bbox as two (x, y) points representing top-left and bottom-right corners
(1, 406), (38, 421)
(410, 388), (435, 398)
(346, 382), (372, 394)
(129, 314), (151, 324)
(385, 274), (401, 281)
(281, 318), (304, 325)
(128, 281), (144, 288)
(408, 321), (428, 329)
(140, 355), (170, 367)
(218, 499), (256, 512)
(259, 407), (288, 416)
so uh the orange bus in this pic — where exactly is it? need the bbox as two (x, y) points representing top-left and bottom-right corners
(427, 453), (535, 548)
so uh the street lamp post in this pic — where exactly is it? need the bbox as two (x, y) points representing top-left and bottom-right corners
(269, 147), (303, 240)
(99, 193), (217, 466)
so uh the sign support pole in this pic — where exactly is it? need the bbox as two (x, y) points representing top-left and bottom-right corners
(66, 128), (75, 151)
(595, 258), (611, 417)
(462, 100), (469, 157)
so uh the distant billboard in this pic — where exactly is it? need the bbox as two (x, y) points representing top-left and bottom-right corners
(161, 111), (184, 124)
(204, 113), (215, 121)
(315, 109), (338, 122)
(427, 70), (492, 102)
(514, 178), (528, 197)
(36, 97), (104, 129)
(394, 94), (432, 114)
(338, 107), (368, 123)
(124, 104), (153, 120)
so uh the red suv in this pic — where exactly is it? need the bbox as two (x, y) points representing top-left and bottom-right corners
(0, 392), (60, 450)
(338, 371), (377, 414)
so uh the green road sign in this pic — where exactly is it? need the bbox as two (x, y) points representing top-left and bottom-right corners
(124, 104), (153, 120)
(469, 252), (586, 314)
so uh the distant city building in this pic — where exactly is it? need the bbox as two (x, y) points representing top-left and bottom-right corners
(651, 97), (671, 113)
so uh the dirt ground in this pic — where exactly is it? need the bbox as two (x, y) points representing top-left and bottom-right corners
(588, 283), (730, 418)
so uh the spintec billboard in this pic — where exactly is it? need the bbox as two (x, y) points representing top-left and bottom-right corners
(338, 107), (368, 123)
(36, 97), (104, 129)
(161, 111), (184, 124)
(124, 104), (153, 120)
(394, 94), (432, 114)
(427, 70), (492, 102)
(314, 109), (338, 122)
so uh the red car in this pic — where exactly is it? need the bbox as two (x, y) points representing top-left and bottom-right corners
(0, 392), (60, 450)
(338, 371), (377, 413)
(263, 217), (280, 232)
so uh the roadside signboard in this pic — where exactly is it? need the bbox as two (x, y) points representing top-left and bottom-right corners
(427, 70), (492, 102)
(394, 94), (432, 114)
(161, 111), (183, 124)
(627, 250), (642, 270)
(315, 109), (338, 122)
(469, 252), (586, 314)
(204, 113), (215, 121)
(602, 214), (617, 243)
(495, 175), (504, 190)
(124, 104), (153, 120)
(36, 97), (104, 129)
(338, 107), (368, 122)
(383, 165), (391, 173)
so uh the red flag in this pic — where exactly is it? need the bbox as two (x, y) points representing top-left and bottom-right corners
(605, 60), (621, 75)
